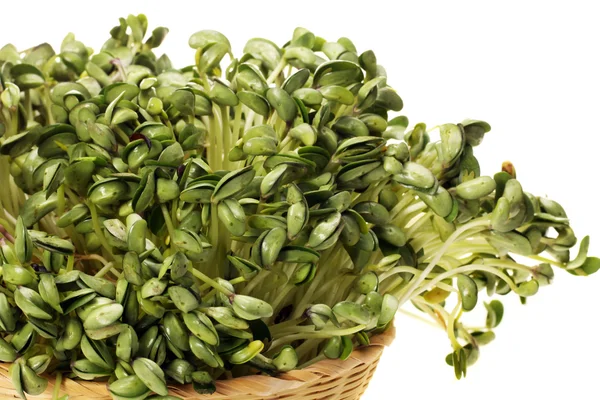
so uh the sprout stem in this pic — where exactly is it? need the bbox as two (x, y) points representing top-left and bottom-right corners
(311, 278), (341, 302)
(405, 212), (432, 238)
(412, 297), (448, 328)
(211, 106), (224, 170)
(293, 245), (340, 319)
(447, 295), (463, 350)
(481, 258), (533, 274)
(192, 268), (233, 296)
(243, 110), (256, 133)
(221, 106), (231, 169)
(199, 276), (247, 293)
(416, 263), (520, 297)
(52, 371), (62, 400)
(66, 254), (75, 272)
(389, 191), (417, 221)
(94, 262), (114, 278)
(0, 209), (16, 226)
(270, 284), (295, 318)
(327, 274), (355, 306)
(0, 286), (13, 298)
(232, 104), (243, 147)
(78, 254), (110, 265)
(64, 187), (80, 205)
(297, 354), (326, 369)
(398, 217), (491, 306)
(442, 243), (498, 258)
(228, 276), (246, 286)
(56, 185), (66, 217)
(113, 125), (131, 144)
(160, 204), (176, 248)
(0, 159), (17, 215)
(241, 269), (270, 295)
(88, 203), (114, 260)
(42, 85), (55, 125)
(272, 325), (325, 337)
(170, 199), (179, 230)
(379, 266), (423, 282)
(269, 317), (307, 335)
(0, 223), (15, 243)
(528, 254), (565, 268)
(269, 324), (366, 350)
(381, 276), (406, 296)
(294, 339), (322, 363)
(394, 202), (428, 226)
(24, 91), (33, 121)
(201, 115), (214, 166)
(266, 59), (287, 84)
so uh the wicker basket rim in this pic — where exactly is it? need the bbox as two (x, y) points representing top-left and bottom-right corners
(0, 325), (395, 399)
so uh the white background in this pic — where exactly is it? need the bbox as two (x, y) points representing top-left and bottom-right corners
(2, 1), (599, 398)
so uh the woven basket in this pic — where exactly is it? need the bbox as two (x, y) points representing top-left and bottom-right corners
(0, 326), (394, 400)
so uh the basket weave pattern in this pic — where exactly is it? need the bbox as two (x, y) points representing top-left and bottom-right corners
(0, 327), (394, 400)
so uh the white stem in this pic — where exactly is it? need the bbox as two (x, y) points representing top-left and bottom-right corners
(397, 217), (491, 307)
(415, 263), (520, 297)
(266, 59), (287, 84)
